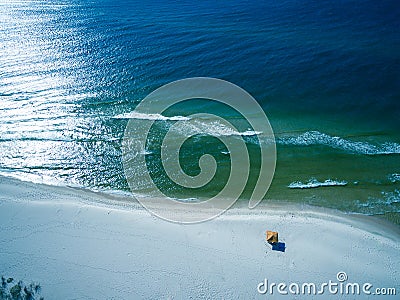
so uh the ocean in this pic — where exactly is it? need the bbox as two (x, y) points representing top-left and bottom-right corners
(0, 0), (399, 222)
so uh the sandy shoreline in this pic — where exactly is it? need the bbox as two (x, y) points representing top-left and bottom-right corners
(0, 175), (399, 299)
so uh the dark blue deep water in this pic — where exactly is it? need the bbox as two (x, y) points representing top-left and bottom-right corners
(0, 0), (399, 221)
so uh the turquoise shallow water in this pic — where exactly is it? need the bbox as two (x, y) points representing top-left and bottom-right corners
(0, 0), (399, 221)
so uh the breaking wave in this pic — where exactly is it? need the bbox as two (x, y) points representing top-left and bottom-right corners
(288, 178), (348, 189)
(114, 112), (262, 137)
(388, 173), (400, 183)
(277, 131), (400, 155)
(113, 112), (190, 121)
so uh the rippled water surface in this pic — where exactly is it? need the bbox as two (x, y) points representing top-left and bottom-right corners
(0, 0), (399, 221)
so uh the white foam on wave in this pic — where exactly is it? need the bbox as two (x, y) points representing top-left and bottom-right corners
(288, 178), (348, 189)
(278, 131), (400, 155)
(359, 189), (400, 213)
(141, 149), (153, 155)
(380, 189), (400, 205)
(114, 112), (262, 137)
(175, 120), (262, 137)
(241, 129), (262, 136)
(0, 170), (67, 187)
(113, 112), (190, 121)
(388, 173), (400, 183)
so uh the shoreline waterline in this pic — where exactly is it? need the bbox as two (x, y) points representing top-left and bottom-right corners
(1, 175), (399, 233)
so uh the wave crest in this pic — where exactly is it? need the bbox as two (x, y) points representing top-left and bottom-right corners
(278, 131), (400, 155)
(114, 112), (262, 137)
(388, 173), (400, 183)
(113, 112), (190, 121)
(288, 178), (348, 189)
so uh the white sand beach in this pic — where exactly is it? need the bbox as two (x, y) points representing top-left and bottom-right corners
(0, 175), (399, 299)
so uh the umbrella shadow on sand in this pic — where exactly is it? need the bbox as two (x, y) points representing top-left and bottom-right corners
(270, 242), (286, 252)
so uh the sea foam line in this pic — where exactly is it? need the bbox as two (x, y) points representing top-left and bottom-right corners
(357, 189), (400, 214)
(388, 173), (400, 183)
(277, 131), (400, 155)
(114, 112), (262, 137)
(113, 112), (190, 121)
(288, 178), (348, 189)
(177, 120), (262, 137)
